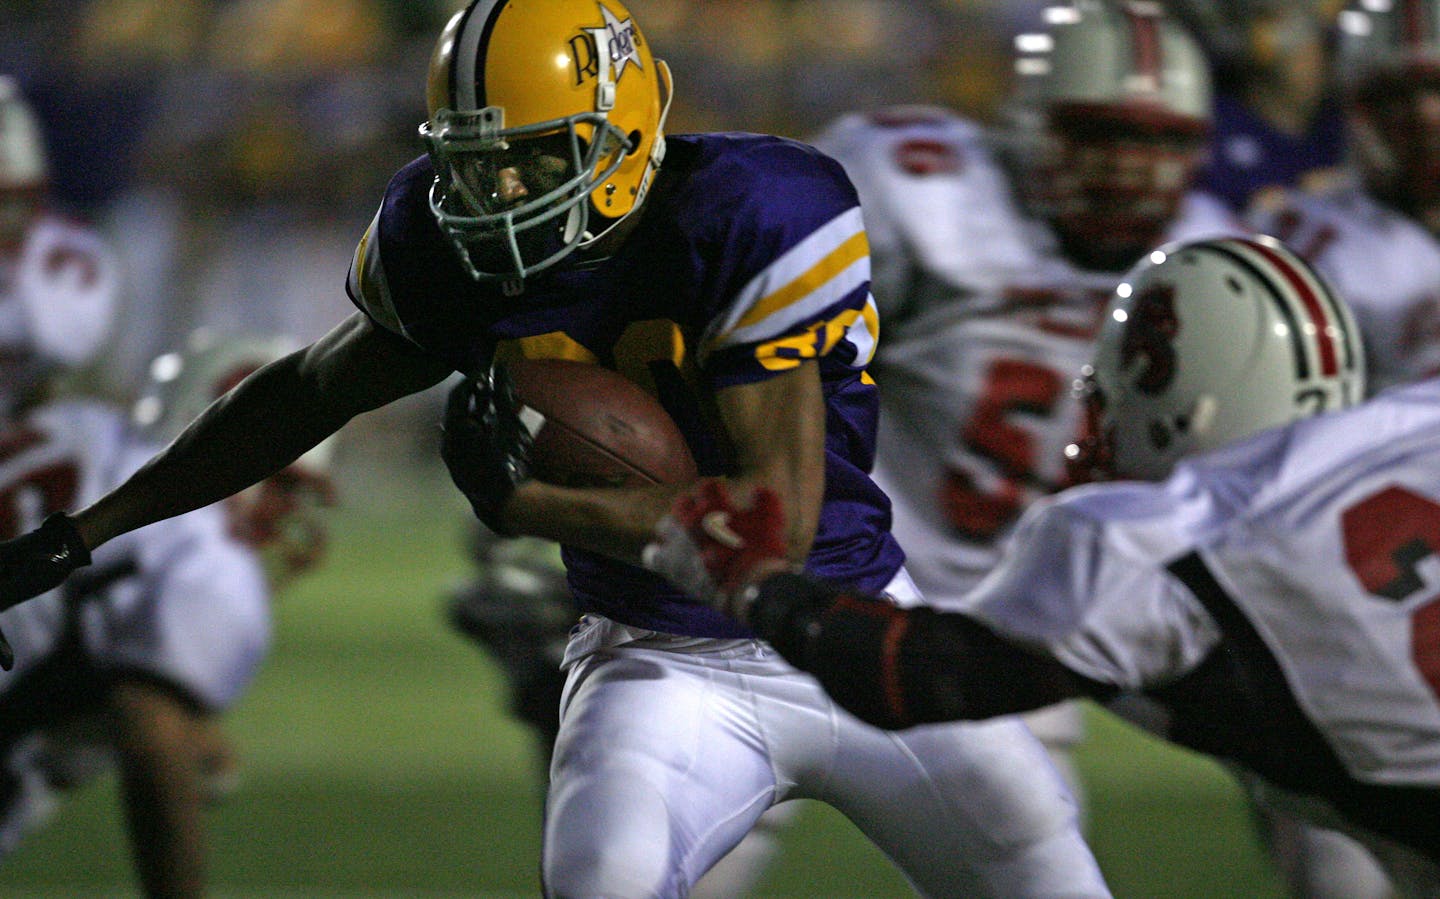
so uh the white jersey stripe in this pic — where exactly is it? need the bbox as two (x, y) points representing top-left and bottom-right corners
(703, 207), (870, 351)
(705, 256), (870, 355)
(453, 0), (505, 110)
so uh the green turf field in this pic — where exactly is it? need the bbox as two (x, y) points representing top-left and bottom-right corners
(0, 458), (1289, 898)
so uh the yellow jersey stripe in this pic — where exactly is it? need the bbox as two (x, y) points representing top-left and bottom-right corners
(733, 229), (869, 332)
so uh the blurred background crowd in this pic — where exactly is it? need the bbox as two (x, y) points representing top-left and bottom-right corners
(5, 0), (1042, 404)
(4, 0), (1354, 408)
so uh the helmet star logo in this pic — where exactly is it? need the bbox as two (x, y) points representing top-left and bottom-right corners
(597, 3), (643, 81)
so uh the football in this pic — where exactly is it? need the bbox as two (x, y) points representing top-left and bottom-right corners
(505, 357), (697, 488)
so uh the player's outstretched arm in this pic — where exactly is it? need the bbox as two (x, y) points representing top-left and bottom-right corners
(76, 312), (451, 552)
(645, 480), (1087, 729)
(0, 313), (452, 617)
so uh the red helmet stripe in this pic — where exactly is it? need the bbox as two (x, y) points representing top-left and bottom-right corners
(1124, 6), (1163, 84)
(1244, 239), (1341, 377)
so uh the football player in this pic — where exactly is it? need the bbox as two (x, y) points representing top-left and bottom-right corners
(0, 329), (335, 898)
(0, 2), (1109, 896)
(646, 235), (1440, 896)
(1249, 0), (1440, 396)
(1215, 4), (1440, 894)
(809, 0), (1238, 806)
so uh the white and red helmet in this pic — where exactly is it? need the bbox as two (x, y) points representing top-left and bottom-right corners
(1014, 0), (1213, 270)
(1337, 0), (1440, 218)
(1078, 236), (1365, 480)
(133, 331), (337, 583)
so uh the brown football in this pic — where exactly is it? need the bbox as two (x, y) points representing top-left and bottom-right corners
(505, 357), (697, 488)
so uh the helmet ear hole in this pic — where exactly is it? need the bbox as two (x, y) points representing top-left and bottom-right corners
(625, 129), (643, 155)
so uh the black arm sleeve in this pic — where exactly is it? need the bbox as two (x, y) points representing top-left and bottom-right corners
(748, 572), (1100, 730)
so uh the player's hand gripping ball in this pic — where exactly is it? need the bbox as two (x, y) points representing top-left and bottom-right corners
(443, 358), (697, 535)
(442, 362), (535, 535)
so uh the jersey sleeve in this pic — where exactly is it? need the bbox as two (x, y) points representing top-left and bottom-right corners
(689, 138), (878, 388)
(962, 486), (1222, 691)
(346, 204), (407, 337)
(344, 156), (468, 353)
(809, 112), (920, 325)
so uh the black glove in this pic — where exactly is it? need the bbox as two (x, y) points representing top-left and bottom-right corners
(0, 513), (93, 670)
(442, 363), (534, 536)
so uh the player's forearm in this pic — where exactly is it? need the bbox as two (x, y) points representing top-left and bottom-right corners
(504, 479), (689, 563)
(504, 471), (815, 567)
(746, 573), (1083, 729)
(74, 354), (350, 550)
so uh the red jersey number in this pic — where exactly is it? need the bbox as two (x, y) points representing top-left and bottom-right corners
(940, 358), (1065, 541)
(1341, 485), (1440, 703)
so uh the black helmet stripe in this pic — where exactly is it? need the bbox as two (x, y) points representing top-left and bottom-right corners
(1204, 241), (1309, 380)
(453, 0), (508, 111)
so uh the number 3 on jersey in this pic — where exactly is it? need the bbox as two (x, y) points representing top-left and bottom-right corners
(1342, 485), (1440, 704)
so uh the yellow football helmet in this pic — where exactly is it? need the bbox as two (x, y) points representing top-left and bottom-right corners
(421, 0), (673, 285)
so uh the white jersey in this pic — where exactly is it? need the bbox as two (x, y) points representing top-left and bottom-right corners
(811, 107), (1243, 607)
(964, 377), (1440, 853)
(0, 400), (269, 853)
(1249, 184), (1440, 394)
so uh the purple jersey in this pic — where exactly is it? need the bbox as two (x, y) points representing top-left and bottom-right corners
(349, 133), (902, 637)
(1199, 92), (1347, 212)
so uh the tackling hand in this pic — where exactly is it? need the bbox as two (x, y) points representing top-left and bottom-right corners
(642, 480), (789, 618)
(442, 362), (535, 536)
(0, 513), (93, 670)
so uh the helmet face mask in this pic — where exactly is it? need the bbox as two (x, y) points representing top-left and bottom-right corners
(1073, 237), (1365, 482)
(422, 0), (671, 287)
(422, 106), (634, 282)
(1039, 109), (1208, 271)
(1349, 66), (1440, 221)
